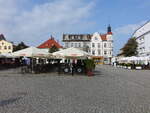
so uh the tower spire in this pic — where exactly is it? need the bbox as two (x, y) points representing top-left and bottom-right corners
(107, 24), (111, 33)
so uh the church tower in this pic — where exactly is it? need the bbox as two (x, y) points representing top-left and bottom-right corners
(107, 24), (112, 34)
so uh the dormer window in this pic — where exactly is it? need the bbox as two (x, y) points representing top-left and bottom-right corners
(95, 37), (98, 40)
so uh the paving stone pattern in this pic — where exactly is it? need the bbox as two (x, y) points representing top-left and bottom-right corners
(0, 65), (150, 113)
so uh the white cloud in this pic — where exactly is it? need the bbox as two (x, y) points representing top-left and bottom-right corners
(0, 0), (95, 46)
(114, 21), (146, 35)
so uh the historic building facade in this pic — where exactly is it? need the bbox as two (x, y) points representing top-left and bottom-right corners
(0, 34), (13, 54)
(62, 26), (113, 64)
(133, 21), (150, 57)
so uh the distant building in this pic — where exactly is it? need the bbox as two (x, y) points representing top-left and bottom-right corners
(62, 25), (113, 64)
(0, 34), (6, 41)
(133, 21), (150, 57)
(0, 34), (13, 54)
(37, 36), (62, 51)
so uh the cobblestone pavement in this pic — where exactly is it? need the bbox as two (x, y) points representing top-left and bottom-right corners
(0, 65), (150, 113)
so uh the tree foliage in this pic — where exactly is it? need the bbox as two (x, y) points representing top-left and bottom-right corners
(119, 37), (138, 57)
(49, 45), (59, 53)
(84, 59), (95, 70)
(13, 42), (29, 52)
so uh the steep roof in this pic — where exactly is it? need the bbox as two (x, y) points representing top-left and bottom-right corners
(37, 38), (62, 49)
(0, 34), (6, 41)
(100, 34), (107, 41)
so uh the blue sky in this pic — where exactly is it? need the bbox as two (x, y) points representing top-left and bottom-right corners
(0, 0), (150, 55)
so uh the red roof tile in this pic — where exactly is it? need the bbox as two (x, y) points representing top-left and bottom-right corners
(107, 32), (113, 35)
(100, 34), (107, 41)
(37, 38), (62, 49)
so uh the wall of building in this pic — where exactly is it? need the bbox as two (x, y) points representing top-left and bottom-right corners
(90, 33), (113, 57)
(144, 33), (150, 55)
(63, 32), (113, 64)
(134, 21), (150, 56)
(0, 40), (13, 54)
(133, 21), (150, 38)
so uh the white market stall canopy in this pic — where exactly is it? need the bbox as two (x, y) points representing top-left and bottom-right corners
(118, 56), (150, 63)
(12, 47), (50, 58)
(52, 47), (90, 59)
(0, 53), (17, 58)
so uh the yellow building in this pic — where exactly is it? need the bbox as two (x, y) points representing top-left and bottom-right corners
(0, 34), (13, 54)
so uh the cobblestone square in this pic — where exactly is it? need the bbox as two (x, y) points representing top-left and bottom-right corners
(0, 65), (150, 113)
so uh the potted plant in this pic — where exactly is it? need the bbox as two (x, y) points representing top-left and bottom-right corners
(135, 64), (142, 70)
(84, 59), (95, 76)
(121, 63), (126, 69)
(119, 63), (124, 68)
(126, 63), (132, 69)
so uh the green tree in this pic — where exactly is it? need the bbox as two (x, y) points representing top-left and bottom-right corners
(120, 37), (138, 57)
(49, 45), (59, 53)
(13, 42), (29, 52)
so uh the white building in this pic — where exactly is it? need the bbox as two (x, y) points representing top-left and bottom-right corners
(133, 21), (150, 57)
(62, 26), (113, 64)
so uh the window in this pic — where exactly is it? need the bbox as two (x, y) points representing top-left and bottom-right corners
(71, 43), (74, 47)
(8, 46), (11, 49)
(84, 43), (87, 47)
(65, 43), (69, 47)
(104, 51), (107, 55)
(95, 37), (98, 40)
(92, 43), (95, 47)
(75, 35), (78, 40)
(110, 43), (112, 48)
(98, 50), (101, 55)
(78, 43), (81, 47)
(110, 51), (112, 55)
(4, 46), (7, 49)
(104, 43), (107, 48)
(98, 43), (101, 48)
(75, 43), (77, 47)
(92, 50), (95, 55)
(89, 49), (91, 53)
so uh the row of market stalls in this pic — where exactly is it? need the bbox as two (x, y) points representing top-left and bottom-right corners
(0, 47), (94, 75)
(112, 56), (150, 70)
(117, 56), (150, 64)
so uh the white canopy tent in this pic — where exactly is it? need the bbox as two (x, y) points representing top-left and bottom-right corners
(118, 56), (150, 64)
(52, 47), (90, 59)
(0, 53), (17, 58)
(12, 47), (50, 58)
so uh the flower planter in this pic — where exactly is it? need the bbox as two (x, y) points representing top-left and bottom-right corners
(123, 66), (127, 69)
(135, 66), (142, 70)
(84, 59), (95, 76)
(127, 66), (131, 69)
(117, 65), (121, 68)
(87, 70), (94, 76)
